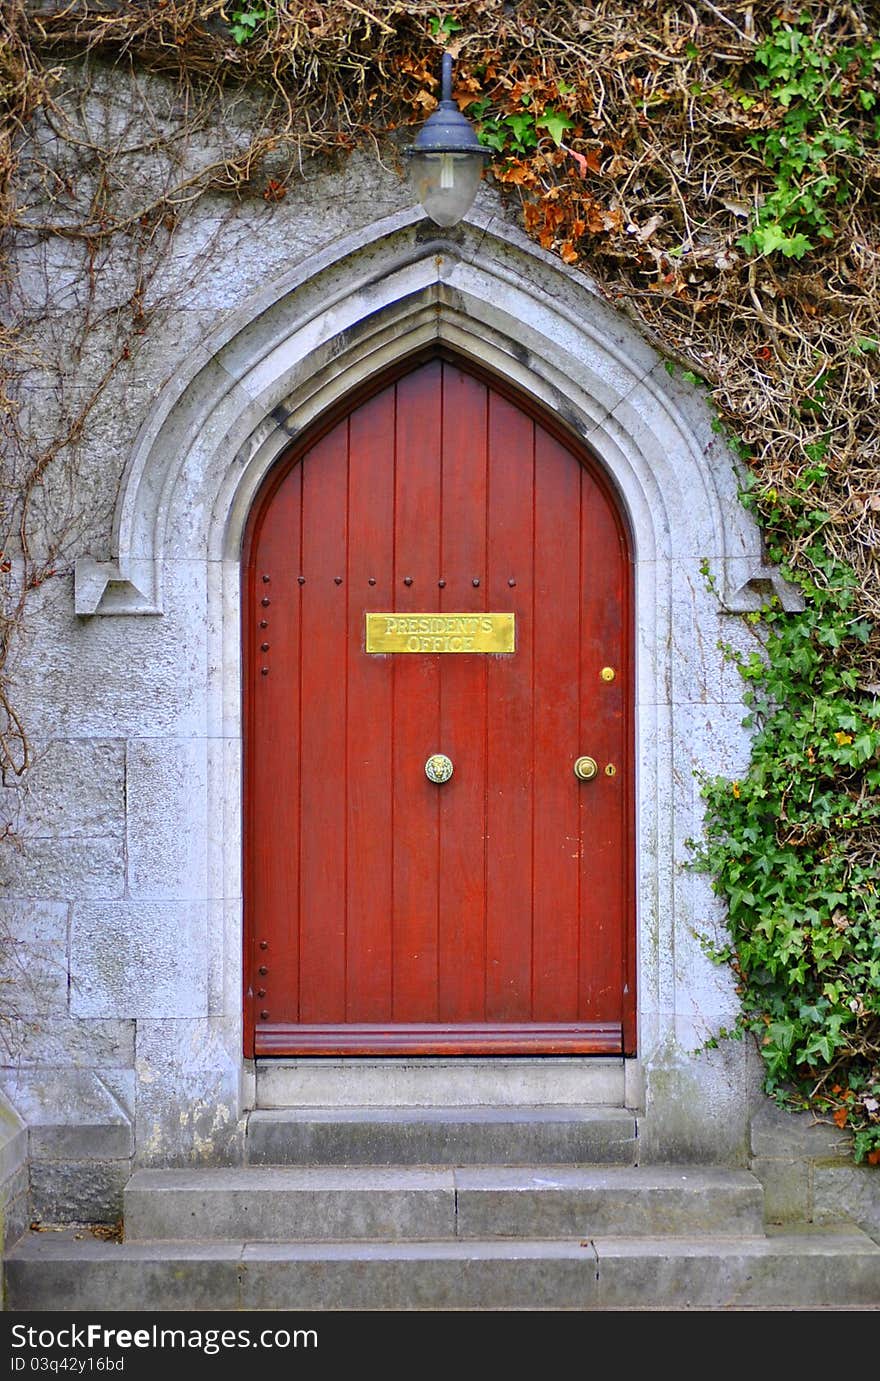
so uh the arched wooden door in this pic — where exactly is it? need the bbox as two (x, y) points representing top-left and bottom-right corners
(243, 355), (635, 1057)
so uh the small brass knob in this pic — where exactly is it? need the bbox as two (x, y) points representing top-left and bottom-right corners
(574, 755), (598, 782)
(425, 753), (454, 784)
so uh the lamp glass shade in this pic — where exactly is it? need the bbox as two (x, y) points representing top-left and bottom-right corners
(406, 149), (484, 227)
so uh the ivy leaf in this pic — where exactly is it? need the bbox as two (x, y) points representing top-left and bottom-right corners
(536, 109), (574, 145)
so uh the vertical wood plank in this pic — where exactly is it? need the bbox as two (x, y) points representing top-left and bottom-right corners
(298, 423), (349, 1022)
(579, 471), (630, 1022)
(391, 362), (443, 1021)
(248, 464), (302, 1031)
(532, 429), (581, 1019)
(346, 385), (396, 1020)
(485, 393), (535, 1021)
(437, 363), (488, 1020)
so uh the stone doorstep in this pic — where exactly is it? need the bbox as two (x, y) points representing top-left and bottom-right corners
(122, 1165), (766, 1243)
(245, 1104), (638, 1166)
(5, 1227), (880, 1311)
(254, 1057), (628, 1109)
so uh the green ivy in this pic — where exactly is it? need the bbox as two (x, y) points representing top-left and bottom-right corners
(228, 3), (270, 46)
(693, 502), (880, 1160)
(737, 15), (880, 259)
(470, 94), (573, 156)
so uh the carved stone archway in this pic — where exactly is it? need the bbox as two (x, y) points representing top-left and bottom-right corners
(76, 211), (788, 1162)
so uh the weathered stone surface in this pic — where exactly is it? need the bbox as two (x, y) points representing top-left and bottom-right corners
(0, 834), (124, 902)
(70, 901), (208, 1018)
(245, 1106), (637, 1167)
(134, 1018), (245, 1165)
(126, 738), (208, 900)
(240, 1240), (599, 1311)
(593, 1231), (880, 1309)
(454, 1167), (764, 1240)
(815, 1166), (880, 1246)
(10, 385), (156, 561)
(124, 1166), (455, 1242)
(638, 1034), (762, 1166)
(751, 1102), (851, 1161)
(255, 1057), (627, 1109)
(0, 1017), (135, 1069)
(0, 900), (68, 1015)
(1, 1163), (30, 1249)
(7, 566), (208, 741)
(0, 1092), (26, 1184)
(0, 740), (124, 839)
(751, 1158), (812, 1226)
(29, 1160), (132, 1225)
(0, 1070), (132, 1159)
(4, 1233), (243, 1312)
(6, 1227), (880, 1311)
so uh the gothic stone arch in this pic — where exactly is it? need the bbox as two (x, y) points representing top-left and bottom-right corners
(74, 211), (791, 1163)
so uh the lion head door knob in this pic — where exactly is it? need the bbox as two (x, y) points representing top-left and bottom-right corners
(425, 753), (454, 784)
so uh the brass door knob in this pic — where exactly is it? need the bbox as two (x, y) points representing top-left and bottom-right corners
(425, 753), (454, 784)
(573, 756), (598, 781)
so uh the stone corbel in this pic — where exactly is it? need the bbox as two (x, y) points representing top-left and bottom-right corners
(74, 557), (162, 616)
(722, 559), (804, 614)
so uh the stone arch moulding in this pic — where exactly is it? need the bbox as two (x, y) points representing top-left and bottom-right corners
(74, 208), (799, 621)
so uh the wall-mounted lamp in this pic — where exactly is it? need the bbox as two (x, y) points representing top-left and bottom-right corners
(405, 52), (490, 227)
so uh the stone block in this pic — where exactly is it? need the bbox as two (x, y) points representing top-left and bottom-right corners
(245, 1107), (637, 1168)
(0, 900), (68, 1016)
(0, 1070), (132, 1159)
(0, 1092), (27, 1184)
(0, 835), (124, 902)
(814, 1166), (880, 1245)
(0, 740), (124, 839)
(0, 1017), (135, 1069)
(4, 1234), (244, 1313)
(638, 1034), (761, 1165)
(9, 385), (156, 561)
(1, 1163), (30, 1249)
(126, 738), (208, 900)
(124, 1166), (454, 1242)
(240, 1240), (599, 1311)
(134, 1017), (245, 1165)
(453, 1167), (764, 1240)
(750, 1102), (851, 1160)
(593, 1231), (880, 1309)
(30, 1160), (132, 1225)
(70, 901), (208, 1019)
(255, 1056), (626, 1110)
(7, 566), (207, 741)
(206, 737), (241, 902)
(751, 1157), (812, 1225)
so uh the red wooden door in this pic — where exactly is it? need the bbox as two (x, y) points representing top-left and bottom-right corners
(244, 356), (634, 1057)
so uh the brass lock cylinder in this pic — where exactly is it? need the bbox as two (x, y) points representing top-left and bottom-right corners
(573, 756), (598, 782)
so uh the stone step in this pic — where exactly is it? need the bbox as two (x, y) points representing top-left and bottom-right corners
(6, 1227), (880, 1311)
(255, 1057), (626, 1108)
(123, 1166), (765, 1242)
(246, 1105), (637, 1166)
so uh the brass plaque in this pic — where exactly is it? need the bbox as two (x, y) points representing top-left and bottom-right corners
(366, 612), (515, 654)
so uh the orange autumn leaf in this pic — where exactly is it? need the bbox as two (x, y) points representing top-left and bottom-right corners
(833, 1106), (849, 1128)
(868, 1149), (880, 1165)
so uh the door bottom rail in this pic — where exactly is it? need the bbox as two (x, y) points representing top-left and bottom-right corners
(254, 1022), (623, 1056)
